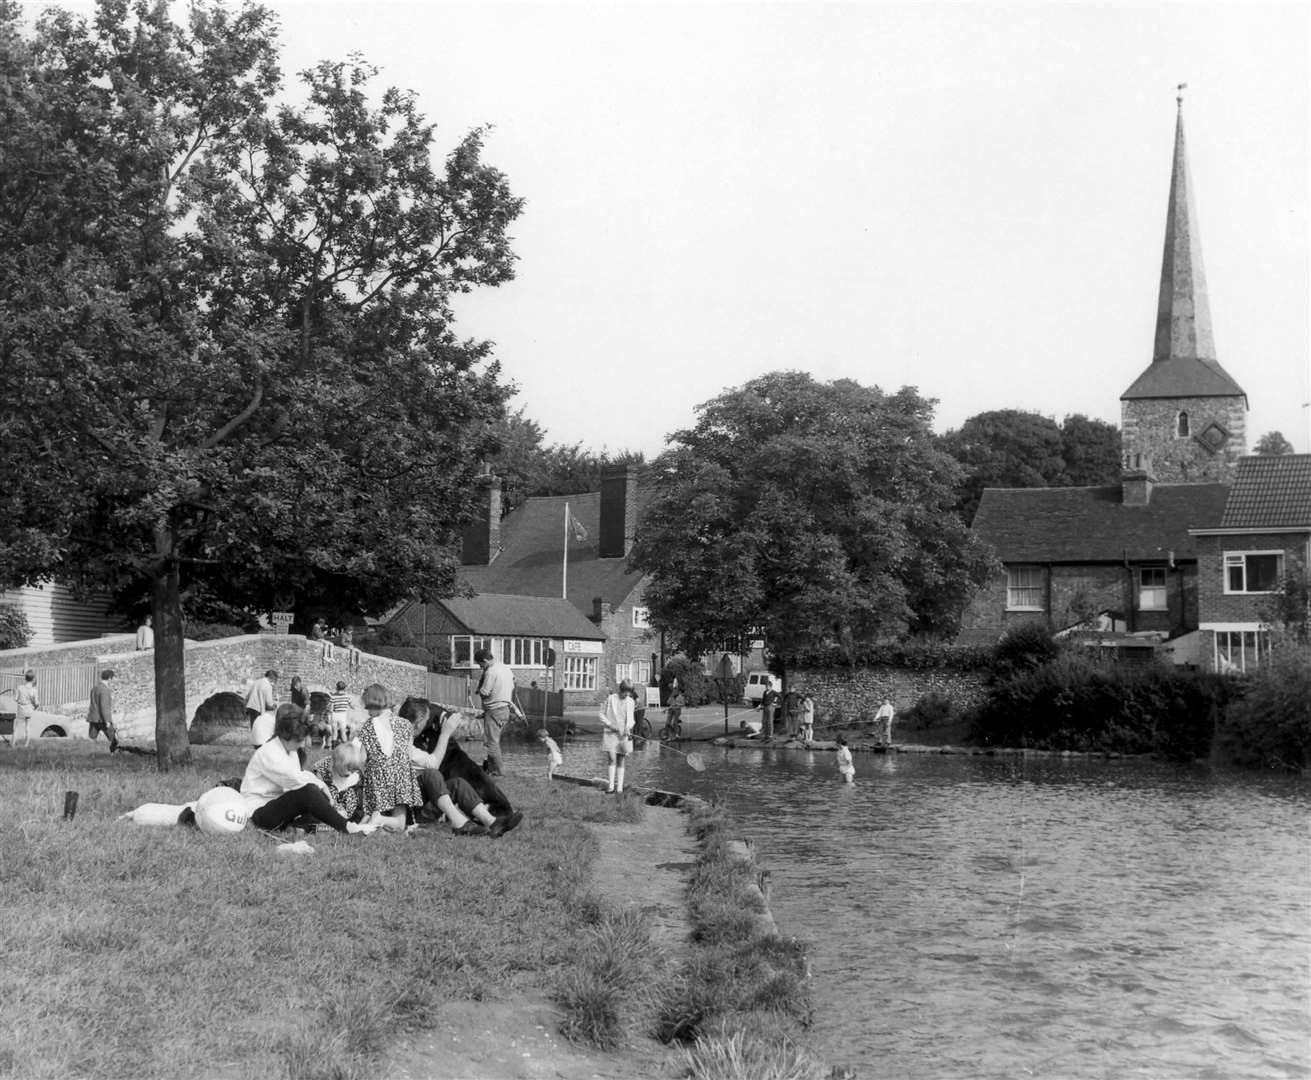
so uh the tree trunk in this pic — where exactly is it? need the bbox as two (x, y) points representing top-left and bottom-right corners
(152, 562), (192, 771)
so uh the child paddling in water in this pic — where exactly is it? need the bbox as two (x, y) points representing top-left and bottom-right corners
(835, 735), (855, 784)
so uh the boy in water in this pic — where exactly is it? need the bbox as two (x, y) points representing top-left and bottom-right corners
(835, 735), (855, 784)
(537, 726), (563, 780)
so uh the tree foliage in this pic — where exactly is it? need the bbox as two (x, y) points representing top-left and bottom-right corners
(939, 410), (1121, 523)
(0, 1), (522, 767)
(630, 372), (997, 662)
(1253, 430), (1295, 457)
(0, 603), (32, 651)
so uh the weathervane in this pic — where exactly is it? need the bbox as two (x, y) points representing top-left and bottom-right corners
(1176, 82), (1188, 107)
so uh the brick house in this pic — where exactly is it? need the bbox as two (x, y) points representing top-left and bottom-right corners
(1189, 455), (1311, 673)
(963, 478), (1228, 641)
(388, 466), (657, 704)
(385, 592), (606, 686)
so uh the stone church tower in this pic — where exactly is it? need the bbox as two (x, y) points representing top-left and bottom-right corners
(1120, 95), (1247, 483)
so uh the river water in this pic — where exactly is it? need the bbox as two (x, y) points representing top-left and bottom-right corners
(502, 737), (1311, 1079)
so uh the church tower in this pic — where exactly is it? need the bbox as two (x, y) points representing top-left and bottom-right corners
(1120, 92), (1247, 483)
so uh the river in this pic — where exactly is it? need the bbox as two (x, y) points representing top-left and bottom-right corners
(501, 737), (1311, 1079)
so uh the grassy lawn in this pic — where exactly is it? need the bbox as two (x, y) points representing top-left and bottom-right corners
(0, 743), (637, 1080)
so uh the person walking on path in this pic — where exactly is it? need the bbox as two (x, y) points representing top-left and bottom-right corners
(86, 669), (119, 752)
(599, 680), (636, 795)
(135, 615), (154, 651)
(472, 647), (522, 777)
(14, 671), (38, 747)
(244, 669), (278, 726)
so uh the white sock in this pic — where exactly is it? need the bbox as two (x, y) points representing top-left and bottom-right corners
(615, 764), (625, 793)
(607, 762), (616, 790)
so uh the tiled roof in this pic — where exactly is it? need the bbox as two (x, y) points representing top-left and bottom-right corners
(972, 482), (1229, 562)
(434, 593), (605, 640)
(1215, 455), (1311, 530)
(460, 492), (645, 612)
(1120, 357), (1246, 400)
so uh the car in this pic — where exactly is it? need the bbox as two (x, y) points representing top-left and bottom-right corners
(742, 671), (782, 705)
(0, 687), (89, 741)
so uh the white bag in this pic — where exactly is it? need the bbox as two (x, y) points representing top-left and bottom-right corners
(119, 802), (194, 827)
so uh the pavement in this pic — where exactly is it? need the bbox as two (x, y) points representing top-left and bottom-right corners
(561, 701), (761, 741)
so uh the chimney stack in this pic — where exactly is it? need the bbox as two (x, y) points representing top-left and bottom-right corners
(599, 465), (639, 559)
(1121, 454), (1154, 507)
(461, 475), (502, 565)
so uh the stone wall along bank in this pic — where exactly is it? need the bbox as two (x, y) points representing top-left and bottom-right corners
(793, 664), (988, 722)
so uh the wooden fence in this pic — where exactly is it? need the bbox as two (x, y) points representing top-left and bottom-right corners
(0, 662), (101, 710)
(424, 671), (563, 718)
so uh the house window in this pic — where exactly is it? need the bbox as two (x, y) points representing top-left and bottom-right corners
(616, 660), (651, 687)
(1224, 552), (1283, 594)
(1138, 567), (1167, 611)
(1006, 566), (1044, 611)
(451, 635), (492, 668)
(501, 637), (547, 667)
(1176, 411), (1190, 437)
(562, 655), (597, 691)
(1214, 630), (1268, 675)
(632, 606), (651, 629)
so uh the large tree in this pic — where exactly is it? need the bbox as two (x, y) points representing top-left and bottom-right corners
(1254, 431), (1295, 457)
(630, 372), (996, 663)
(939, 409), (1121, 523)
(0, 0), (522, 767)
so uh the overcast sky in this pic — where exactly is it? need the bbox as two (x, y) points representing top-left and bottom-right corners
(35, 0), (1311, 456)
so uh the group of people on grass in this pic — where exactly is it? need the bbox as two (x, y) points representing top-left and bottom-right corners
(230, 683), (523, 839)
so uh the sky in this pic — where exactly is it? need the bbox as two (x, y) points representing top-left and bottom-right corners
(29, 0), (1311, 457)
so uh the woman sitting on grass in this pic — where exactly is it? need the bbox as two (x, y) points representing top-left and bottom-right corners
(240, 704), (375, 835)
(356, 683), (423, 832)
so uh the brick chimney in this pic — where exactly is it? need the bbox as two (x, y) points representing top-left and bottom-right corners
(1121, 453), (1154, 506)
(461, 475), (502, 565)
(599, 465), (639, 559)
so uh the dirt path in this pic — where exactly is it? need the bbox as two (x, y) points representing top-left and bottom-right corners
(383, 804), (697, 1080)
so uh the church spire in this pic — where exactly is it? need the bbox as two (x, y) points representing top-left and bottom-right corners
(1122, 90), (1245, 401)
(1153, 86), (1215, 364)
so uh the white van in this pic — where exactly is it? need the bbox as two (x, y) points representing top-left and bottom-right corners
(743, 671), (782, 704)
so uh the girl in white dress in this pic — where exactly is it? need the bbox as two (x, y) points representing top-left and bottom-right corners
(599, 680), (635, 794)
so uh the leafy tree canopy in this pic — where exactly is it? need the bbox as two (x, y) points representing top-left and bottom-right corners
(939, 409), (1121, 523)
(0, 0), (522, 766)
(629, 372), (997, 662)
(1254, 430), (1295, 457)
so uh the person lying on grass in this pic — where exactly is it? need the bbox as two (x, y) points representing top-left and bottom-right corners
(240, 704), (376, 835)
(401, 698), (523, 837)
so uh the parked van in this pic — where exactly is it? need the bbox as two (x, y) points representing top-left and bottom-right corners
(743, 671), (782, 704)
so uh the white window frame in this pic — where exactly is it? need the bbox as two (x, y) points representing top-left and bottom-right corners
(501, 637), (547, 668)
(450, 635), (492, 669)
(632, 606), (651, 629)
(616, 660), (651, 687)
(563, 655), (597, 691)
(1223, 551), (1284, 595)
(1138, 567), (1167, 611)
(1006, 566), (1044, 611)
(1213, 629), (1268, 675)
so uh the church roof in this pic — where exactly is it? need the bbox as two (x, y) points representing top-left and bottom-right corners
(972, 482), (1229, 563)
(1212, 455), (1311, 531)
(1122, 98), (1246, 403)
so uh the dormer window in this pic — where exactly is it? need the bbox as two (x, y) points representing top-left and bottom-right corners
(1175, 411), (1190, 438)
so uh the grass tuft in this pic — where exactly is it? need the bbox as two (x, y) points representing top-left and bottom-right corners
(681, 1021), (829, 1080)
(556, 905), (664, 1049)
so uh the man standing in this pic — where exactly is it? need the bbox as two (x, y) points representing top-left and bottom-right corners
(472, 647), (522, 776)
(86, 669), (119, 752)
(244, 669), (278, 726)
(759, 683), (779, 740)
(135, 615), (154, 651)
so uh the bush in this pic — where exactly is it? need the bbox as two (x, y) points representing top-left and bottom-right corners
(185, 622), (251, 641)
(971, 649), (1234, 759)
(1216, 647), (1311, 771)
(901, 691), (955, 730)
(363, 644), (433, 669)
(787, 637), (993, 671)
(661, 657), (714, 707)
(0, 603), (32, 650)
(990, 622), (1061, 682)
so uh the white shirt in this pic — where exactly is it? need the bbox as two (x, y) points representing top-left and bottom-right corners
(136, 624), (154, 650)
(239, 739), (326, 811)
(250, 711), (276, 746)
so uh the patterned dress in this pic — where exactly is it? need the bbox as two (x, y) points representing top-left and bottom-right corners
(359, 712), (422, 815)
(310, 757), (363, 821)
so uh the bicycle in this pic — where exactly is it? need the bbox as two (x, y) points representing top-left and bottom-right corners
(659, 708), (683, 742)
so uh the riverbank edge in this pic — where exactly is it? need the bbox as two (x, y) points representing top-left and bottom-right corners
(552, 773), (832, 1077)
(709, 735), (1149, 760)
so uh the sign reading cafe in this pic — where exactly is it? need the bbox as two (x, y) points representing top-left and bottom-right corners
(563, 639), (603, 654)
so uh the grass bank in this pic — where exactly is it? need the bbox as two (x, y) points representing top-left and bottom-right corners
(0, 743), (637, 1080)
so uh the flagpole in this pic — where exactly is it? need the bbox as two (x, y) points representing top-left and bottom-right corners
(562, 501), (569, 599)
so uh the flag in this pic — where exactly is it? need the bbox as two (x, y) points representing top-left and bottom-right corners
(567, 505), (588, 542)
